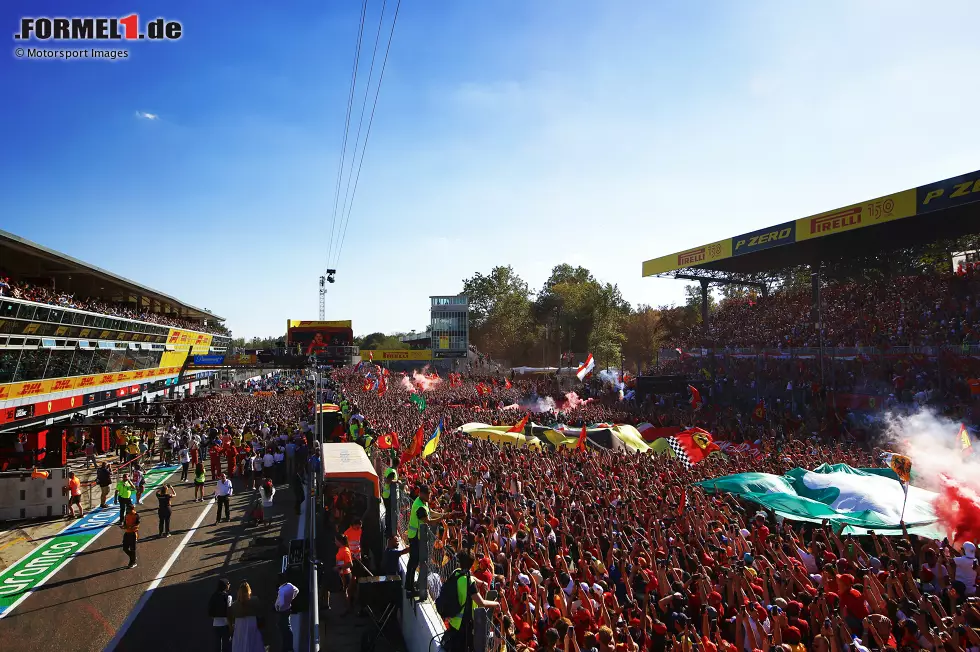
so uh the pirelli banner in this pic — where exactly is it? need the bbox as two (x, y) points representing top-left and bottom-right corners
(641, 168), (980, 276)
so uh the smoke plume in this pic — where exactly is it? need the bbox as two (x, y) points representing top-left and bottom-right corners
(399, 367), (442, 393)
(563, 391), (593, 410)
(520, 396), (557, 413)
(883, 409), (977, 543)
(597, 369), (619, 385)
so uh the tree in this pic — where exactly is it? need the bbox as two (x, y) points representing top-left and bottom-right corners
(230, 335), (282, 351)
(534, 265), (630, 368)
(683, 284), (717, 322)
(461, 266), (536, 363)
(622, 305), (665, 370)
(355, 332), (409, 350)
(462, 266), (530, 328)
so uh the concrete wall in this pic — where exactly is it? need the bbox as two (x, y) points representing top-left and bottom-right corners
(397, 554), (447, 652)
(0, 467), (70, 520)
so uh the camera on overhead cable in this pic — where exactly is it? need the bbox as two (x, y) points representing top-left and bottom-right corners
(326, 269), (336, 284)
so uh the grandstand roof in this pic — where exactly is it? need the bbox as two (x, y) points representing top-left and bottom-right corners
(642, 169), (980, 277)
(0, 229), (224, 321)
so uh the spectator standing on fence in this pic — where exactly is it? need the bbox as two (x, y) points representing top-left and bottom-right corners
(404, 484), (449, 598)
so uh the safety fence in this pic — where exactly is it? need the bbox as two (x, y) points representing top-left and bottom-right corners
(81, 448), (156, 512)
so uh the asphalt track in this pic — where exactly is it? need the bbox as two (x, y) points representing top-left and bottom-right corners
(0, 470), (301, 652)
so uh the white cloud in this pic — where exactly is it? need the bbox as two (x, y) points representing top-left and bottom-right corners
(135, 111), (159, 121)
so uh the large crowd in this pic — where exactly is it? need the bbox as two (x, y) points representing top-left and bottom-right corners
(0, 275), (230, 336)
(328, 328), (980, 652)
(675, 268), (980, 351)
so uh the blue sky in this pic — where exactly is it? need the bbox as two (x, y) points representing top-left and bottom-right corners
(1, 0), (979, 339)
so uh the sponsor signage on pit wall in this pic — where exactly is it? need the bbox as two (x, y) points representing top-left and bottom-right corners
(0, 367), (181, 404)
(640, 169), (980, 276)
(360, 349), (433, 361)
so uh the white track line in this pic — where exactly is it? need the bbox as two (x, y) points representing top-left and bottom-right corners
(105, 498), (215, 651)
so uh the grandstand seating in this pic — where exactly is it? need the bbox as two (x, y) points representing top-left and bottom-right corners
(0, 276), (228, 336)
(675, 269), (980, 350)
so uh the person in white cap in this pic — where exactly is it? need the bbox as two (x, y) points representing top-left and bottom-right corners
(954, 541), (978, 596)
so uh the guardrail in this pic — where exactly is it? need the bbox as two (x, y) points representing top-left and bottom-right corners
(306, 465), (319, 652)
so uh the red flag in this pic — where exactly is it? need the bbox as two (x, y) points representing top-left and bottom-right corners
(688, 385), (702, 410)
(377, 432), (400, 449)
(362, 381), (373, 392)
(505, 378), (512, 390)
(507, 414), (529, 434)
(752, 400), (766, 422)
(400, 426), (424, 464)
(666, 428), (721, 468)
(368, 351), (374, 361)
(378, 374), (387, 397)
(576, 424), (588, 451)
(676, 488), (687, 516)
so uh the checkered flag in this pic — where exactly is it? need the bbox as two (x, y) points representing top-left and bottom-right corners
(666, 436), (693, 469)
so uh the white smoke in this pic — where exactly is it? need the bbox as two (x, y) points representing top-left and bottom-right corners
(520, 396), (557, 413)
(882, 408), (976, 490)
(597, 369), (619, 385)
(399, 367), (442, 393)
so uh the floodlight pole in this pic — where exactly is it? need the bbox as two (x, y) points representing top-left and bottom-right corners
(318, 276), (326, 321)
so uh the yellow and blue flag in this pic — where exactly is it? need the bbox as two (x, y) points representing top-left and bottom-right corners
(422, 419), (443, 458)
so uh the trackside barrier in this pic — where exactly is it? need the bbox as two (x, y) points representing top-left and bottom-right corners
(398, 548), (447, 652)
(307, 469), (319, 652)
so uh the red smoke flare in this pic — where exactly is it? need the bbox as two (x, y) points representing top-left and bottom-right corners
(935, 474), (980, 546)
